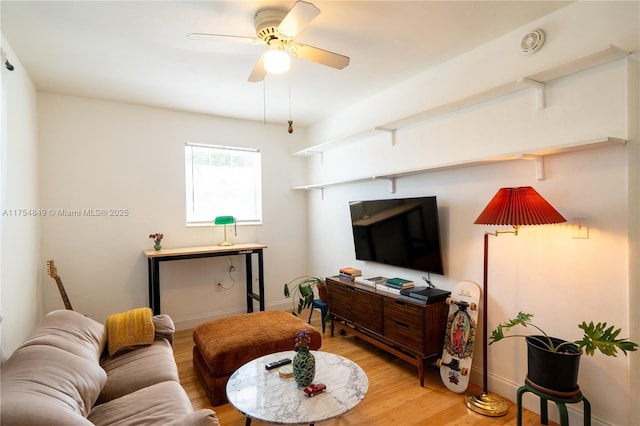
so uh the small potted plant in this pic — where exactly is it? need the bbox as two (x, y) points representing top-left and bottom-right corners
(490, 312), (638, 393)
(293, 328), (315, 387)
(149, 233), (164, 250)
(283, 276), (330, 324)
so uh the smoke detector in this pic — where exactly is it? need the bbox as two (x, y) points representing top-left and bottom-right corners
(520, 29), (545, 55)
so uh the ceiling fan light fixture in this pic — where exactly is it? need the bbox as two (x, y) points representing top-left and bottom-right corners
(264, 48), (291, 74)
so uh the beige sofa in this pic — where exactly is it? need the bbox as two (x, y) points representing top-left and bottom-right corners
(0, 309), (219, 425)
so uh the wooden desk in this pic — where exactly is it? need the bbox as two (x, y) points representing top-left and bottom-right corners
(144, 243), (267, 315)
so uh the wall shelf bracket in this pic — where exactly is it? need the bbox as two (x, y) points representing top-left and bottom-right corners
(519, 78), (546, 109)
(372, 176), (397, 193)
(518, 154), (545, 180)
(374, 127), (397, 146)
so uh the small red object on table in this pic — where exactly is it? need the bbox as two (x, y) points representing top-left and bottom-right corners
(304, 383), (326, 397)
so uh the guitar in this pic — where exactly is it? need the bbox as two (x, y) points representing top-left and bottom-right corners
(46, 260), (73, 310)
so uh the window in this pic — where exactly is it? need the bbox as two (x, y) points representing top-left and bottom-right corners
(185, 143), (262, 226)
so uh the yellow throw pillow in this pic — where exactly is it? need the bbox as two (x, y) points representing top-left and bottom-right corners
(106, 307), (155, 357)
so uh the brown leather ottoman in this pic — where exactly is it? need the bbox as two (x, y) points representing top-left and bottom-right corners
(192, 310), (322, 406)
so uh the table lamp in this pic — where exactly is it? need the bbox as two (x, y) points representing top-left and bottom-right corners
(214, 216), (236, 246)
(466, 186), (566, 416)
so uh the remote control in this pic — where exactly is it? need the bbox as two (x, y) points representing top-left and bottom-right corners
(265, 358), (291, 370)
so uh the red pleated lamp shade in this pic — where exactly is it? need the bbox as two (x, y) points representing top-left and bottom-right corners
(474, 186), (566, 226)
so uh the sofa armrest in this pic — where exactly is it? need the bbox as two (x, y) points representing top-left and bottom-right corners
(152, 314), (175, 345)
(164, 409), (220, 426)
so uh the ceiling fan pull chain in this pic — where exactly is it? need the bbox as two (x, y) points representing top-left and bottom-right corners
(288, 75), (294, 134)
(263, 79), (266, 126)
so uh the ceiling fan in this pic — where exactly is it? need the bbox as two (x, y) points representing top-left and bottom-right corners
(188, 0), (350, 82)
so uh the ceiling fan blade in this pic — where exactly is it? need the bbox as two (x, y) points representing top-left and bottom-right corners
(290, 44), (350, 69)
(248, 54), (266, 82)
(277, 1), (320, 39)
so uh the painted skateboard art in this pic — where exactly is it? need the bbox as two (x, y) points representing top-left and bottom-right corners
(437, 280), (480, 393)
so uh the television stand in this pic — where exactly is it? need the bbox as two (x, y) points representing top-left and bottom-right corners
(326, 275), (448, 386)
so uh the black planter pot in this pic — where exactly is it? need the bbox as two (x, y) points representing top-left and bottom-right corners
(526, 335), (582, 397)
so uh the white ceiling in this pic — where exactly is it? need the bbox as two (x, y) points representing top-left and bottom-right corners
(1, 1), (571, 127)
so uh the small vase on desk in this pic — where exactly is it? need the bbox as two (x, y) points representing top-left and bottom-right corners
(293, 346), (315, 387)
(149, 233), (164, 251)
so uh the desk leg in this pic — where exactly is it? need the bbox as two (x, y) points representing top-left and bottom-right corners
(148, 258), (153, 311)
(257, 250), (265, 311)
(149, 258), (161, 315)
(245, 253), (253, 313)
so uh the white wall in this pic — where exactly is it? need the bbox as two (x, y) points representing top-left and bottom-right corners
(0, 37), (41, 357)
(2, 1), (638, 424)
(628, 52), (640, 425)
(37, 94), (309, 329)
(305, 2), (639, 425)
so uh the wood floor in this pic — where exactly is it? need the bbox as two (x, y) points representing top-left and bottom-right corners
(173, 310), (551, 426)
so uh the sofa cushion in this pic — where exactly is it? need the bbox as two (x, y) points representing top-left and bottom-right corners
(165, 410), (221, 426)
(20, 309), (106, 362)
(96, 338), (179, 404)
(88, 381), (217, 426)
(1, 344), (107, 424)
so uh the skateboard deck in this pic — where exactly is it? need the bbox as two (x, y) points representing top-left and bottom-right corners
(437, 280), (480, 393)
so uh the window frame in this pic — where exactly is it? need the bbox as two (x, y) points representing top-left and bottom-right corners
(184, 142), (262, 227)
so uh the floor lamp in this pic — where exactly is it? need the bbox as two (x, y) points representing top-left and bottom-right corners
(465, 186), (566, 416)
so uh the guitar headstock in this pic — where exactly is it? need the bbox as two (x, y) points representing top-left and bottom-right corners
(47, 260), (58, 279)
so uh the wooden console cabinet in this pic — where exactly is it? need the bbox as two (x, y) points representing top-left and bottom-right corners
(326, 275), (448, 386)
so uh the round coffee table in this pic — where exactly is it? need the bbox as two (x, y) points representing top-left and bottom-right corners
(226, 350), (368, 425)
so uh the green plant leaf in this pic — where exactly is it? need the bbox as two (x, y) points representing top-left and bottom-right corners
(577, 321), (639, 356)
(490, 312), (639, 356)
(489, 312), (535, 344)
(489, 325), (505, 344)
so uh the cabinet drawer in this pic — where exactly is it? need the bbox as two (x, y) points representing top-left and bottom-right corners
(384, 317), (423, 353)
(353, 290), (383, 334)
(327, 280), (353, 319)
(384, 298), (423, 329)
(383, 298), (424, 353)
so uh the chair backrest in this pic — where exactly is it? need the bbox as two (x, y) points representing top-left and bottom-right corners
(317, 281), (328, 303)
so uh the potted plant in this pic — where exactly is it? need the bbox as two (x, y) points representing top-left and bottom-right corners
(490, 312), (638, 394)
(283, 276), (330, 324)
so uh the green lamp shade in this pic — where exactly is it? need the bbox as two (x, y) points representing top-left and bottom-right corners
(214, 216), (235, 225)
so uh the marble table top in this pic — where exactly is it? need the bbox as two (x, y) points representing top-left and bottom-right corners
(226, 350), (369, 424)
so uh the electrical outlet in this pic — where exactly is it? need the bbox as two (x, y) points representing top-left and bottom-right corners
(216, 283), (223, 292)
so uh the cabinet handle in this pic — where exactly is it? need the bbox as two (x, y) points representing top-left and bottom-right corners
(395, 321), (409, 329)
(395, 300), (407, 306)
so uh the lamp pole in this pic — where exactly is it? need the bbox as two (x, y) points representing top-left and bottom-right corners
(465, 232), (508, 416)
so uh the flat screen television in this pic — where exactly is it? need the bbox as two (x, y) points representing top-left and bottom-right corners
(349, 196), (445, 275)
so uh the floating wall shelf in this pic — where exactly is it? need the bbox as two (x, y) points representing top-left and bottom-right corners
(294, 137), (627, 197)
(293, 45), (631, 157)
